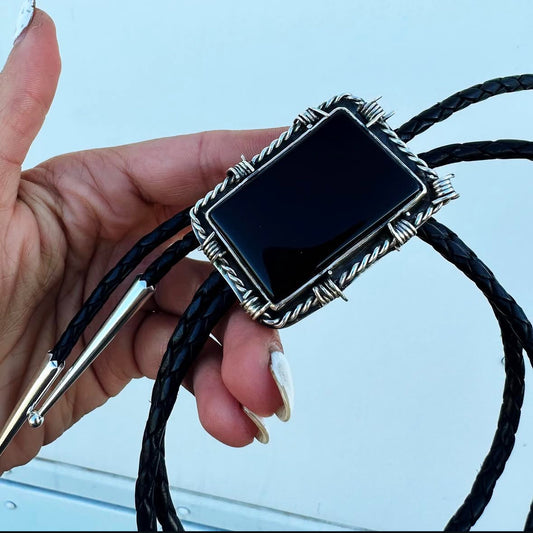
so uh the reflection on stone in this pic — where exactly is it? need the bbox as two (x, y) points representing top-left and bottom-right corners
(211, 109), (423, 303)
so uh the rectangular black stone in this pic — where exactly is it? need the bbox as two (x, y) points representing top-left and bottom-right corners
(209, 108), (424, 304)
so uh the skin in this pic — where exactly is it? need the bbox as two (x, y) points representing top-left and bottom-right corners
(0, 9), (285, 472)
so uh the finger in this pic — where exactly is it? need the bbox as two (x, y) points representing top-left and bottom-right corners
(151, 256), (294, 421)
(220, 309), (292, 420)
(133, 310), (181, 380)
(191, 345), (258, 447)
(0, 8), (61, 209)
(111, 127), (284, 210)
(131, 310), (259, 446)
(151, 256), (214, 316)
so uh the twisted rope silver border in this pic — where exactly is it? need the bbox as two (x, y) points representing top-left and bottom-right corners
(191, 94), (458, 328)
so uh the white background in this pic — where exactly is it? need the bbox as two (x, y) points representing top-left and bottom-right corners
(1, 1), (533, 530)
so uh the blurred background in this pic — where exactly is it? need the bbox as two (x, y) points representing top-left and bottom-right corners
(0, 0), (533, 530)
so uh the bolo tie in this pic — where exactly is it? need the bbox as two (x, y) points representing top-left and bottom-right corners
(0, 74), (532, 531)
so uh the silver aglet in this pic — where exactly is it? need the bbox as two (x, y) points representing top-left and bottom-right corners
(0, 276), (155, 457)
(31, 276), (155, 425)
(0, 356), (63, 456)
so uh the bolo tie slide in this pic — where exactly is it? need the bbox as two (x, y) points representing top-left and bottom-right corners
(1, 74), (533, 531)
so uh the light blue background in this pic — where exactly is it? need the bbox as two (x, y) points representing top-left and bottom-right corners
(1, 1), (533, 530)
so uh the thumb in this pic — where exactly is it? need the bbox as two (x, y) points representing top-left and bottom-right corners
(0, 5), (61, 210)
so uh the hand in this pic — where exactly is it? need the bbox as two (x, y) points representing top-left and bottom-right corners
(0, 9), (292, 472)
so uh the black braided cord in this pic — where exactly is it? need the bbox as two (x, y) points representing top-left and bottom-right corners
(138, 145), (533, 531)
(141, 231), (198, 287)
(417, 219), (529, 530)
(421, 140), (533, 530)
(51, 210), (192, 363)
(154, 434), (183, 531)
(138, 199), (531, 531)
(135, 272), (236, 531)
(396, 74), (533, 143)
(141, 235), (205, 529)
(420, 139), (533, 168)
(134, 86), (533, 529)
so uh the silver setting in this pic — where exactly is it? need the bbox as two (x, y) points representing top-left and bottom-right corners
(191, 94), (458, 328)
(202, 233), (225, 263)
(313, 279), (348, 307)
(242, 295), (271, 321)
(359, 96), (386, 127)
(431, 173), (459, 205)
(229, 155), (255, 182)
(388, 219), (417, 247)
(325, 279), (348, 302)
(295, 106), (329, 128)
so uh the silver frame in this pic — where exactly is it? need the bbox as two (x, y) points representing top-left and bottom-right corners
(191, 94), (458, 328)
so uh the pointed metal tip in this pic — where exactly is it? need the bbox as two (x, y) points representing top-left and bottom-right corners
(0, 356), (63, 457)
(36, 277), (155, 422)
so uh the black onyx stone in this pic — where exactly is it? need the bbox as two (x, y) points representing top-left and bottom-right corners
(210, 108), (424, 304)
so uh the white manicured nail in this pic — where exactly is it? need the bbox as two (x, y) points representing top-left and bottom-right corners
(14, 0), (35, 44)
(242, 406), (269, 444)
(269, 350), (294, 422)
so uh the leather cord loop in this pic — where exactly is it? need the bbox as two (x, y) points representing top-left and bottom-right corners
(135, 272), (236, 531)
(418, 219), (529, 531)
(136, 85), (533, 531)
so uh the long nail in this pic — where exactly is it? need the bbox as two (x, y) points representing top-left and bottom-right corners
(242, 406), (269, 444)
(14, 0), (36, 45)
(269, 350), (294, 422)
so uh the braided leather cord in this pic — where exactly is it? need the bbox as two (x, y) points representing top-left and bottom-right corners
(142, 231), (198, 286)
(140, 215), (530, 532)
(135, 80), (533, 530)
(447, 317), (524, 532)
(143, 231), (198, 530)
(421, 140), (533, 529)
(154, 434), (184, 531)
(396, 74), (533, 143)
(424, 144), (533, 360)
(420, 139), (533, 168)
(51, 210), (192, 364)
(135, 272), (236, 531)
(418, 219), (528, 530)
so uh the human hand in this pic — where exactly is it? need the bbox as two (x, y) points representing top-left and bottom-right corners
(0, 8), (293, 472)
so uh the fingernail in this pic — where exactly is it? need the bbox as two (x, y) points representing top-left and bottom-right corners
(14, 0), (36, 45)
(269, 350), (294, 422)
(242, 406), (269, 444)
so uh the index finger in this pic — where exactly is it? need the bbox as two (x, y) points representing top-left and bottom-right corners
(111, 128), (284, 210)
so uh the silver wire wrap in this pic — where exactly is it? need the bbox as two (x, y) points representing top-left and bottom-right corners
(191, 94), (458, 328)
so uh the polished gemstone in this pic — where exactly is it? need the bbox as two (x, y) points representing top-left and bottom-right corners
(209, 108), (424, 304)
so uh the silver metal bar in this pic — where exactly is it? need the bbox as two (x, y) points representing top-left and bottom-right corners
(0, 356), (63, 456)
(29, 277), (155, 426)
